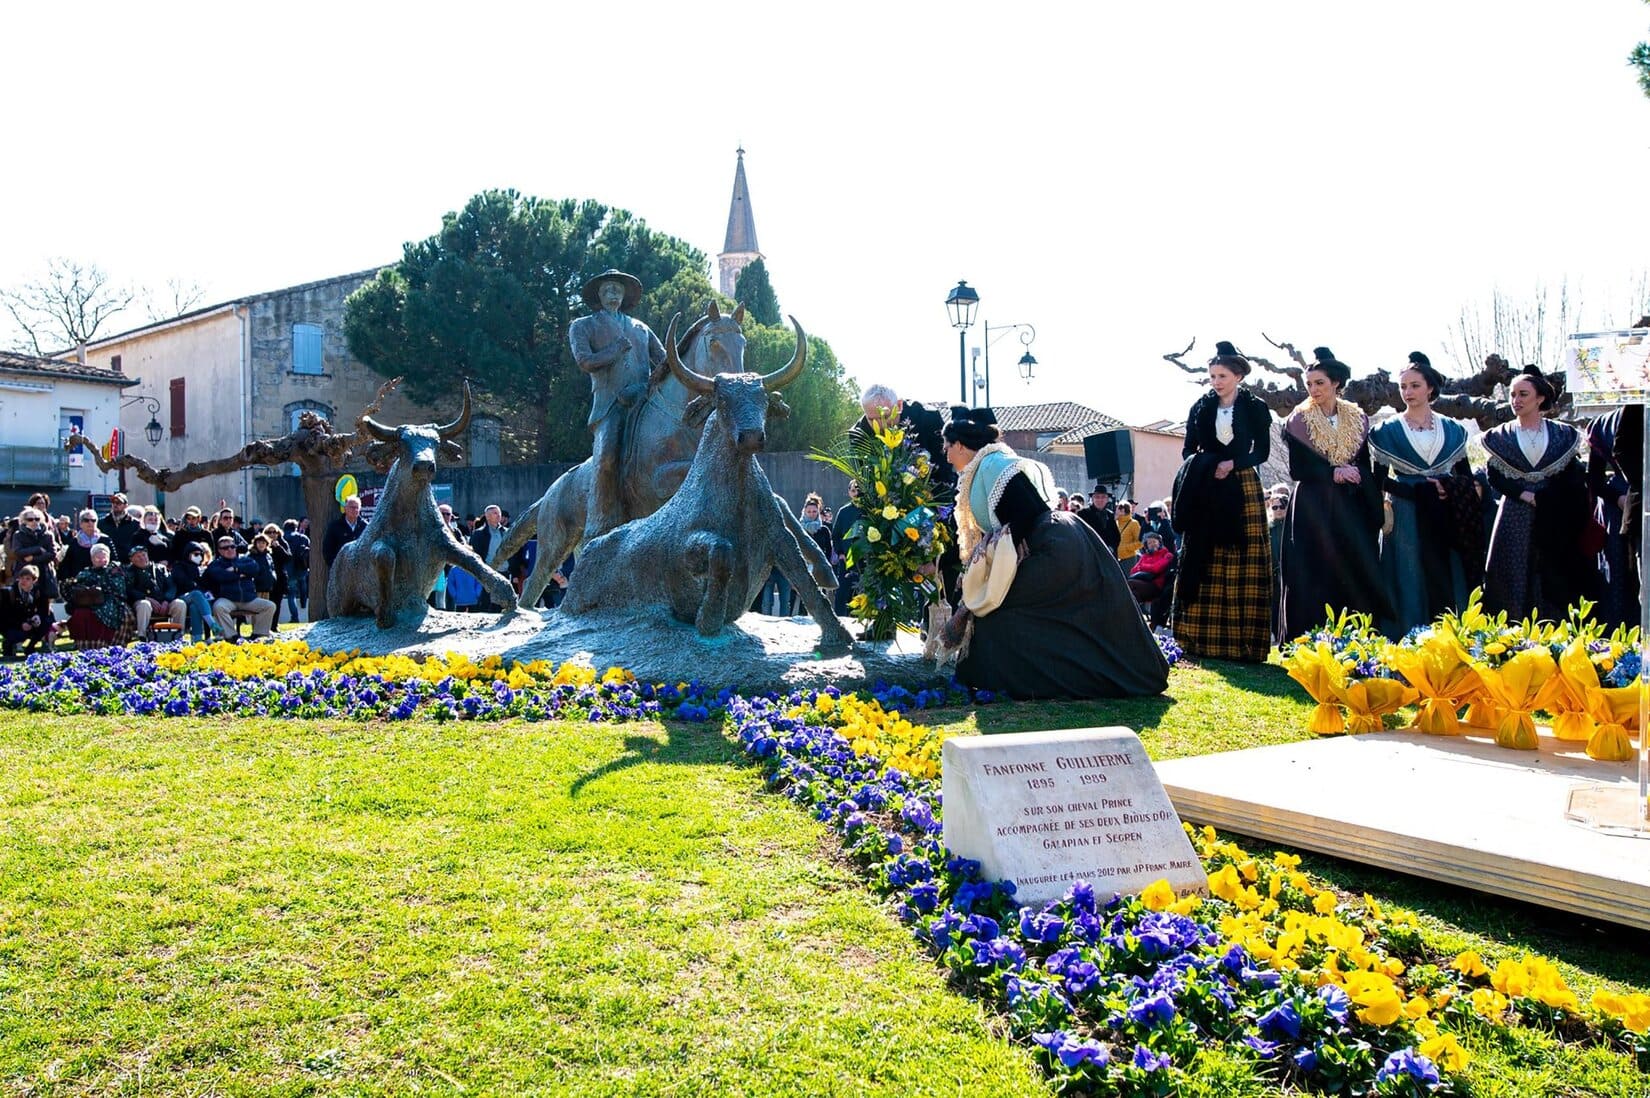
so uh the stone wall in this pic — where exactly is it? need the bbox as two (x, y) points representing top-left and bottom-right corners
(246, 270), (446, 447)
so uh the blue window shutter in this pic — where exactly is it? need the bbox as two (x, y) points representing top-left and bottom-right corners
(293, 323), (324, 374)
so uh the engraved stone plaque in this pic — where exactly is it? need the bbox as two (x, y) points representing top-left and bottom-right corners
(942, 727), (1206, 907)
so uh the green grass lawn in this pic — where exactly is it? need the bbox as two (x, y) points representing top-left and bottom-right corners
(0, 715), (1046, 1097)
(1, 658), (1646, 1096)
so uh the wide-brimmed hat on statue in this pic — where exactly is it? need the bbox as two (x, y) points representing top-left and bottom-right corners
(581, 269), (643, 312)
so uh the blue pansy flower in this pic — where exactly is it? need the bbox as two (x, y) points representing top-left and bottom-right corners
(1257, 1000), (1303, 1040)
(1376, 1049), (1440, 1088)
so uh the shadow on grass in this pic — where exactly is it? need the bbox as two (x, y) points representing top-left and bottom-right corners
(568, 720), (737, 798)
(1227, 828), (1650, 990)
(1188, 657), (1299, 698)
(973, 694), (1177, 735)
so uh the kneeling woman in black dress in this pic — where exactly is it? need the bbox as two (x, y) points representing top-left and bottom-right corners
(940, 408), (1168, 699)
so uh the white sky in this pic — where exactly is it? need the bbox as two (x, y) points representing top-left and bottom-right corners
(4, 1), (1648, 427)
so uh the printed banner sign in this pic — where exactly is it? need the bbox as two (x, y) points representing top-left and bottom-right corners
(1563, 328), (1650, 409)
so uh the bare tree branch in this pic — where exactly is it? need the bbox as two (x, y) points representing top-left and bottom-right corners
(1163, 335), (1553, 427)
(0, 258), (136, 354)
(1162, 337), (1200, 377)
(141, 278), (208, 323)
(63, 376), (405, 620)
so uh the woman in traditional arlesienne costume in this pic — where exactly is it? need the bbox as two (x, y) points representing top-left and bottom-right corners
(938, 407), (1168, 699)
(1481, 367), (1592, 620)
(1369, 352), (1482, 637)
(1169, 341), (1274, 662)
(1278, 348), (1392, 641)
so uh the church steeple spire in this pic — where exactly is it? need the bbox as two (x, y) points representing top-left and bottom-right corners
(718, 146), (763, 297)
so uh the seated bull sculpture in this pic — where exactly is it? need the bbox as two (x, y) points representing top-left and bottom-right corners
(559, 316), (854, 653)
(327, 382), (518, 628)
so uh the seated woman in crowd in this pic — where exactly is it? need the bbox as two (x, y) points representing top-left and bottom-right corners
(59, 509), (112, 587)
(6, 506), (60, 601)
(939, 407), (1168, 699)
(1369, 352), (1480, 638)
(64, 543), (134, 649)
(1127, 529), (1176, 606)
(1171, 341), (1275, 662)
(1481, 366), (1592, 620)
(1278, 348), (1391, 641)
(168, 540), (220, 642)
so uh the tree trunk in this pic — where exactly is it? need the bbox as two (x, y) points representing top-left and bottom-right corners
(300, 471), (338, 622)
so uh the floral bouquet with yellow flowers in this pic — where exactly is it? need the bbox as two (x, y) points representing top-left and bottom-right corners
(811, 412), (951, 641)
(1551, 626), (1644, 762)
(1458, 611), (1558, 751)
(1434, 591), (1522, 734)
(1386, 626), (1481, 736)
(1283, 608), (1410, 734)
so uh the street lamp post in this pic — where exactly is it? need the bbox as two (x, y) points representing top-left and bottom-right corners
(944, 280), (980, 404)
(119, 394), (165, 500)
(977, 322), (1038, 408)
(121, 395), (164, 447)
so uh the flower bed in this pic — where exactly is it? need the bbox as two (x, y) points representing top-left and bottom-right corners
(733, 690), (1650, 1095)
(0, 640), (724, 723)
(1284, 593), (1643, 760)
(4, 635), (1645, 1094)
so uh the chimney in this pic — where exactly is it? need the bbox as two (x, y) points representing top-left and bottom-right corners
(76, 341), (87, 365)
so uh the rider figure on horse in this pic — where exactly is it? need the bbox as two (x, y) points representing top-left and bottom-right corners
(568, 270), (667, 540)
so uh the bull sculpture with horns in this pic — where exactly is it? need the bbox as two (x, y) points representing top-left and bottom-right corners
(560, 315), (853, 651)
(327, 380), (519, 628)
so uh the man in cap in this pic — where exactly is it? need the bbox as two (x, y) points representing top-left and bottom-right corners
(124, 544), (185, 636)
(567, 269), (667, 540)
(98, 492), (143, 564)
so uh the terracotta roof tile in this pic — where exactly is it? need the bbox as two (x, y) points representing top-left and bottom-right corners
(0, 350), (136, 387)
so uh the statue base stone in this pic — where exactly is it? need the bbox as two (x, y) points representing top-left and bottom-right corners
(299, 609), (945, 694)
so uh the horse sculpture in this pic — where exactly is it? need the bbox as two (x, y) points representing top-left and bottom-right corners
(492, 302), (785, 608)
(559, 315), (853, 651)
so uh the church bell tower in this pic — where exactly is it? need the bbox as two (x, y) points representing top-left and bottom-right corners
(717, 147), (763, 298)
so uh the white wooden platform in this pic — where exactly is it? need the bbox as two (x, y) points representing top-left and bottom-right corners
(1154, 729), (1650, 931)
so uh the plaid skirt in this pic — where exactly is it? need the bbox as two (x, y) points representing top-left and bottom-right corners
(68, 605), (136, 650)
(1172, 468), (1273, 662)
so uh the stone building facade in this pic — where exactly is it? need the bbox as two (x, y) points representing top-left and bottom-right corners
(74, 269), (495, 521)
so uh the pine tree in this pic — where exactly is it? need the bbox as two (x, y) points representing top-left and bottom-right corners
(733, 258), (782, 327)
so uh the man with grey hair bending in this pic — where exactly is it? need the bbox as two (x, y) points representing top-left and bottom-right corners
(850, 384), (953, 493)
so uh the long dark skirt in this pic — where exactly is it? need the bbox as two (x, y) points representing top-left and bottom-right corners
(1378, 496), (1468, 639)
(1483, 497), (1582, 621)
(1173, 468), (1272, 662)
(1280, 479), (1389, 641)
(958, 512), (1169, 700)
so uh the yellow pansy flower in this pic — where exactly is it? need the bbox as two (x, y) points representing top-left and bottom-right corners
(1140, 879), (1176, 911)
(1450, 950), (1488, 978)
(1419, 1033), (1469, 1072)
